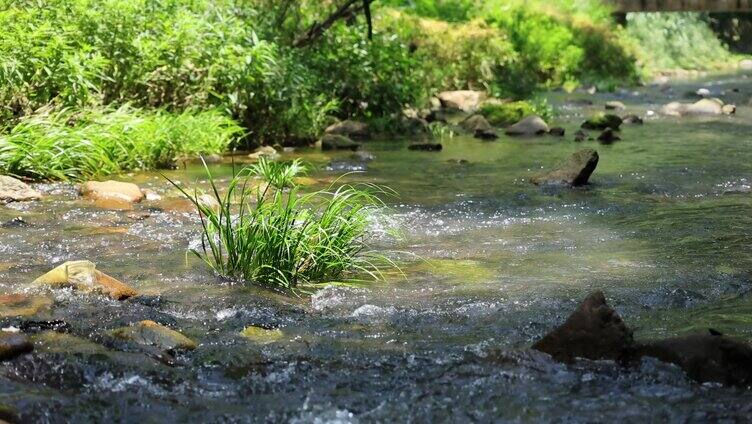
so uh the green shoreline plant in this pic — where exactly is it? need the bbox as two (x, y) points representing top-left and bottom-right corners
(168, 159), (393, 293)
(0, 106), (242, 181)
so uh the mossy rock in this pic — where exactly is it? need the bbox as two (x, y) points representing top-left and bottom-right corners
(0, 294), (53, 318)
(240, 326), (284, 344)
(479, 101), (536, 127)
(112, 320), (197, 351)
(581, 113), (622, 130)
(320, 134), (360, 151)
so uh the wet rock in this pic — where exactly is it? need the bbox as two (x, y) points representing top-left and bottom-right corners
(505, 115), (549, 136)
(459, 114), (493, 133)
(112, 320), (197, 351)
(350, 151), (375, 162)
(605, 101), (625, 110)
(696, 88), (711, 97)
(141, 189), (162, 201)
(637, 332), (752, 386)
(661, 98), (733, 117)
(33, 260), (138, 300)
(622, 114), (643, 125)
(597, 128), (621, 144)
(325, 120), (371, 140)
(248, 146), (280, 161)
(474, 128), (498, 140)
(18, 320), (70, 333)
(530, 149), (599, 187)
(0, 294), (53, 318)
(722, 104), (736, 115)
(437, 90), (486, 113)
(326, 161), (367, 172)
(532, 291), (634, 363)
(574, 129), (587, 142)
(423, 109), (449, 124)
(31, 330), (107, 355)
(0, 176), (42, 203)
(549, 127), (565, 137)
(581, 113), (622, 131)
(79, 180), (144, 204)
(400, 116), (430, 136)
(0, 331), (33, 361)
(1, 217), (30, 228)
(240, 326), (284, 344)
(320, 134), (361, 151)
(408, 142), (443, 151)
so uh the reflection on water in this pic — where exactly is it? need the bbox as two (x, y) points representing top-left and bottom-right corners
(1, 74), (752, 421)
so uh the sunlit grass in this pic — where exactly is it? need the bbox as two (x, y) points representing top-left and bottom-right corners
(168, 159), (396, 293)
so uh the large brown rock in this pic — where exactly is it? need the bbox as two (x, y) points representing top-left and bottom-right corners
(0, 176), (42, 203)
(532, 291), (635, 363)
(325, 120), (371, 140)
(79, 180), (144, 203)
(437, 90), (486, 113)
(33, 260), (137, 300)
(638, 332), (752, 386)
(0, 332), (33, 361)
(530, 149), (599, 187)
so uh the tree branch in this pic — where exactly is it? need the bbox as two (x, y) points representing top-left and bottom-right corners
(293, 0), (374, 48)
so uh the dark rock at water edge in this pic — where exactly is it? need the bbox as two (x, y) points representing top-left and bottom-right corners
(597, 128), (621, 144)
(622, 114), (643, 125)
(0, 332), (33, 361)
(574, 129), (587, 142)
(581, 113), (622, 131)
(474, 128), (498, 140)
(505, 115), (549, 136)
(408, 142), (443, 151)
(530, 149), (599, 187)
(532, 291), (635, 363)
(325, 120), (371, 140)
(605, 101), (625, 110)
(549, 127), (565, 137)
(320, 134), (360, 151)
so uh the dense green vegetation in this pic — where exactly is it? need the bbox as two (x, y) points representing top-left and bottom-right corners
(170, 159), (389, 291)
(0, 0), (743, 181)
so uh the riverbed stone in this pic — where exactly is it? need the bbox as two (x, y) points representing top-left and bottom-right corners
(581, 113), (622, 130)
(459, 114), (493, 133)
(605, 101), (625, 110)
(0, 176), (42, 203)
(112, 320), (197, 351)
(574, 129), (587, 142)
(0, 294), (53, 318)
(637, 332), (752, 386)
(320, 134), (361, 151)
(622, 114), (643, 125)
(661, 98), (732, 117)
(549, 127), (565, 137)
(597, 128), (621, 144)
(240, 326), (284, 344)
(505, 115), (549, 136)
(248, 146), (280, 161)
(437, 90), (486, 113)
(408, 142), (443, 151)
(0, 331), (33, 361)
(532, 291), (634, 363)
(325, 120), (371, 140)
(79, 180), (144, 204)
(33, 260), (137, 300)
(530, 149), (599, 187)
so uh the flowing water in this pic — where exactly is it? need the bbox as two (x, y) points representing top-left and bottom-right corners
(2, 74), (752, 422)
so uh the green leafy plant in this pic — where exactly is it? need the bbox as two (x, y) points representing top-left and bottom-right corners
(168, 160), (394, 292)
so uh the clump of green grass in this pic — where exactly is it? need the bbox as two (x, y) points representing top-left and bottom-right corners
(0, 106), (242, 181)
(169, 160), (393, 292)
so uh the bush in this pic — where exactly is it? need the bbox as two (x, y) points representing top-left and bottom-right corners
(0, 107), (242, 181)
(169, 160), (391, 291)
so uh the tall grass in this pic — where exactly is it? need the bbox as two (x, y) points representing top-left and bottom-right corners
(0, 106), (242, 181)
(169, 160), (392, 292)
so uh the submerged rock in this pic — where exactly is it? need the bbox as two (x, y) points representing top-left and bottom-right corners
(0, 331), (33, 361)
(325, 120), (371, 140)
(0, 176), (42, 203)
(408, 142), (443, 151)
(532, 291), (634, 363)
(638, 332), (752, 386)
(530, 149), (599, 187)
(320, 134), (361, 151)
(33, 260), (137, 300)
(79, 180), (144, 204)
(240, 326), (284, 344)
(112, 320), (197, 351)
(573, 129), (587, 142)
(248, 146), (280, 161)
(0, 294), (53, 318)
(505, 115), (549, 136)
(597, 128), (621, 144)
(581, 113), (622, 131)
(437, 90), (486, 113)
(549, 127), (565, 137)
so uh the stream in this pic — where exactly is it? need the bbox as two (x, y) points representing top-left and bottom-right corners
(1, 73), (752, 422)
